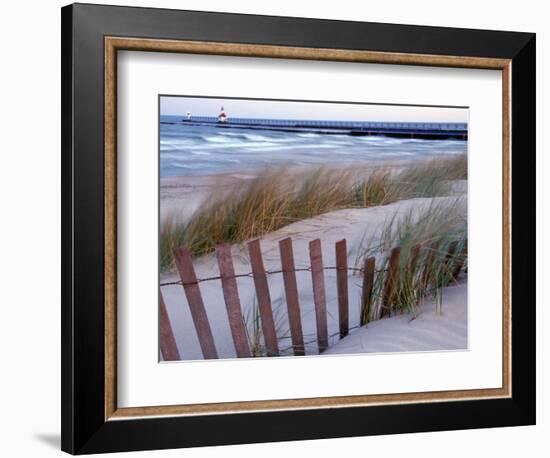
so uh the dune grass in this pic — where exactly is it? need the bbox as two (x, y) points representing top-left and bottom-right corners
(160, 154), (467, 271)
(354, 197), (467, 324)
(245, 292), (289, 357)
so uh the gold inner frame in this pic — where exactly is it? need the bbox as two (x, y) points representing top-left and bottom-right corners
(104, 37), (512, 421)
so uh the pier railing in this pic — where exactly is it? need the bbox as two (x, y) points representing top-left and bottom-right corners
(159, 237), (467, 361)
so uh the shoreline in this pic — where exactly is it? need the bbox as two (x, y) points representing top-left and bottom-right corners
(160, 156), (445, 182)
(160, 156), (466, 222)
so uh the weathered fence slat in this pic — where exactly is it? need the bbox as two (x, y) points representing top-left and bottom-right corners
(452, 241), (468, 279)
(309, 239), (329, 353)
(361, 256), (376, 326)
(248, 239), (279, 356)
(382, 246), (402, 316)
(216, 244), (251, 358)
(335, 239), (349, 338)
(279, 237), (305, 356)
(159, 290), (181, 361)
(174, 247), (218, 359)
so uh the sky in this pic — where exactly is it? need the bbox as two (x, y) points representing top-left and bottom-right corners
(160, 96), (468, 123)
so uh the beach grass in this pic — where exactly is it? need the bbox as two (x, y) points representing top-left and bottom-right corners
(354, 197), (467, 323)
(160, 154), (467, 271)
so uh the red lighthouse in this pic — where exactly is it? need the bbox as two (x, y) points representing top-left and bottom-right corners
(218, 106), (228, 123)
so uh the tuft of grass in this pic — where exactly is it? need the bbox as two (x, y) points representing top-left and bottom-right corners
(355, 197), (467, 323)
(244, 292), (289, 357)
(160, 154), (467, 271)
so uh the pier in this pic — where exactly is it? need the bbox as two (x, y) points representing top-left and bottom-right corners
(161, 116), (468, 140)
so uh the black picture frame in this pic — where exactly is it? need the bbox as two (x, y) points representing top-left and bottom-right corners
(61, 3), (535, 454)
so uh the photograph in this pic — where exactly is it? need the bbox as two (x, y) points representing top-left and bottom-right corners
(158, 96), (469, 361)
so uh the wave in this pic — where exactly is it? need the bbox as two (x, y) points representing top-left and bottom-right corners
(159, 123), (467, 176)
(203, 135), (235, 143)
(297, 132), (321, 138)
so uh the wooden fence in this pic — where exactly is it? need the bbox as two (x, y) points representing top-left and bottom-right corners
(160, 237), (467, 361)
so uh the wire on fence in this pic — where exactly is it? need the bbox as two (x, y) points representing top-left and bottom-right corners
(158, 258), (468, 287)
(159, 265), (390, 287)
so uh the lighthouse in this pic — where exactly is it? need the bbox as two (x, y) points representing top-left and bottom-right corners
(218, 106), (228, 123)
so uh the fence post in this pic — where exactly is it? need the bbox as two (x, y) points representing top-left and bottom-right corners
(216, 244), (251, 358)
(159, 290), (181, 361)
(279, 237), (305, 356)
(309, 239), (329, 353)
(382, 246), (401, 316)
(335, 239), (349, 338)
(174, 247), (218, 359)
(248, 239), (279, 356)
(360, 256), (376, 326)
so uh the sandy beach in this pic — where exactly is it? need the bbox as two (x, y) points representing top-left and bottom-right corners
(161, 171), (260, 221)
(325, 281), (467, 355)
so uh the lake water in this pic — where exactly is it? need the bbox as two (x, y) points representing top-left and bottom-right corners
(160, 115), (467, 177)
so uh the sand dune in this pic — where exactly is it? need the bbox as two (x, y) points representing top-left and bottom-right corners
(160, 196), (467, 361)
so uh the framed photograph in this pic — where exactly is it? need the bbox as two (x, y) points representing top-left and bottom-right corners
(61, 3), (536, 454)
